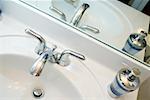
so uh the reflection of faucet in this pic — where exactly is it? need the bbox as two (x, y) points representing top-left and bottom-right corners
(25, 28), (85, 77)
(70, 3), (89, 27)
(49, 1), (99, 34)
(70, 3), (100, 34)
(49, 0), (67, 21)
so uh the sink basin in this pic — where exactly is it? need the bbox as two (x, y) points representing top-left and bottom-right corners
(0, 54), (82, 99)
(0, 35), (103, 100)
(0, 34), (141, 100)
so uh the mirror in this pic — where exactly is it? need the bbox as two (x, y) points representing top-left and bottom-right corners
(19, 0), (150, 66)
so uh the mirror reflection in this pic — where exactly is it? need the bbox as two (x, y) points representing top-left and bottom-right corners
(19, 0), (150, 65)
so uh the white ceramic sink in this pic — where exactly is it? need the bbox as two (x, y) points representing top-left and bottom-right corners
(0, 35), (103, 100)
(0, 35), (140, 100)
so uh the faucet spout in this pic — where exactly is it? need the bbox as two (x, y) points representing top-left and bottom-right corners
(70, 3), (89, 26)
(30, 49), (52, 77)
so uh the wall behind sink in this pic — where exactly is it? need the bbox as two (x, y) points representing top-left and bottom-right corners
(119, 0), (150, 16)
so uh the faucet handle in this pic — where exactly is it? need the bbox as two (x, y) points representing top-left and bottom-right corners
(50, 6), (67, 21)
(56, 50), (85, 66)
(79, 25), (100, 34)
(50, 0), (67, 21)
(25, 28), (46, 55)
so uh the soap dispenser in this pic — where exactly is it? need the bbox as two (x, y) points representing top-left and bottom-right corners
(122, 31), (147, 55)
(108, 67), (141, 98)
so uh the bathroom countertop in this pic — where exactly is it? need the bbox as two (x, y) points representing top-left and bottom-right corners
(0, 0), (150, 99)
(0, 12), (139, 100)
(0, 14), (25, 34)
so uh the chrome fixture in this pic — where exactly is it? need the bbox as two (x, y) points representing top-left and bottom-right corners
(50, 0), (66, 21)
(25, 28), (85, 76)
(79, 25), (100, 34)
(25, 29), (56, 76)
(50, 50), (85, 66)
(30, 48), (53, 76)
(50, 6), (66, 21)
(70, 3), (100, 34)
(70, 3), (89, 26)
(25, 29), (46, 55)
(33, 88), (44, 98)
(49, 2), (100, 34)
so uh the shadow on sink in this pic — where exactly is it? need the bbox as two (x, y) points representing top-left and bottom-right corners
(0, 54), (82, 100)
(137, 77), (150, 100)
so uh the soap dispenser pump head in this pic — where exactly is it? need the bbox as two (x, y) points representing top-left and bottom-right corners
(108, 67), (141, 98)
(127, 68), (141, 82)
(122, 31), (148, 55)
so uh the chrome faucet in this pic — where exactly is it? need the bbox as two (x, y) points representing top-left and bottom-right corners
(25, 28), (85, 77)
(70, 3), (90, 27)
(30, 48), (53, 76)
(25, 29), (56, 76)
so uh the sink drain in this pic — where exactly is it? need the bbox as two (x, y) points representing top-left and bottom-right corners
(33, 88), (44, 99)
